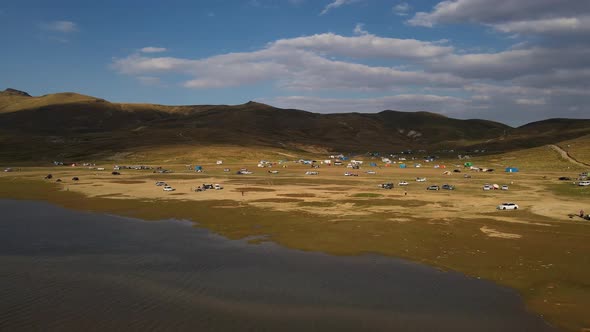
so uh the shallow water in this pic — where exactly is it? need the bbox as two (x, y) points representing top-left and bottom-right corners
(0, 199), (555, 331)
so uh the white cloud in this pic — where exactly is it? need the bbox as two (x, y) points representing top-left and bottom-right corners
(41, 20), (78, 33)
(491, 16), (590, 35)
(140, 47), (168, 53)
(273, 32), (454, 59)
(353, 23), (368, 36)
(515, 98), (546, 106)
(408, 0), (590, 27)
(320, 0), (359, 15)
(393, 2), (411, 16)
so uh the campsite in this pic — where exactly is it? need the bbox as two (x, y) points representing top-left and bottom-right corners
(1, 143), (590, 332)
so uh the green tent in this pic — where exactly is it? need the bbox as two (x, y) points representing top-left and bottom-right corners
(464, 162), (473, 167)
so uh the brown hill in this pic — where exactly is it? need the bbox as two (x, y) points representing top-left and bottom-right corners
(0, 89), (588, 162)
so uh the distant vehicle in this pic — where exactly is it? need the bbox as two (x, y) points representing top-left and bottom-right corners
(416, 177), (426, 182)
(112, 171), (121, 175)
(4, 168), (13, 172)
(578, 181), (590, 186)
(344, 172), (358, 176)
(442, 184), (454, 190)
(214, 184), (223, 190)
(427, 185), (440, 191)
(464, 174), (472, 178)
(366, 171), (376, 175)
(223, 168), (231, 172)
(72, 177), (79, 181)
(268, 170), (279, 174)
(379, 182), (394, 189)
(558, 177), (571, 181)
(203, 184), (214, 190)
(398, 181), (408, 186)
(501, 185), (509, 190)
(482, 184), (492, 191)
(453, 169), (461, 173)
(305, 171), (319, 175)
(155, 181), (166, 186)
(163, 185), (175, 191)
(497, 202), (519, 210)
(236, 170), (253, 175)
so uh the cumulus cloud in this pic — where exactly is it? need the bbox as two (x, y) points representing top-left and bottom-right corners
(408, 0), (590, 26)
(112, 22), (590, 124)
(393, 2), (411, 16)
(140, 46), (167, 53)
(320, 0), (359, 15)
(272, 32), (454, 59)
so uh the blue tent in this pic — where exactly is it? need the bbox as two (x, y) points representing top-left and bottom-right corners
(370, 162), (377, 167)
(399, 163), (407, 169)
(195, 165), (203, 171)
(505, 167), (519, 173)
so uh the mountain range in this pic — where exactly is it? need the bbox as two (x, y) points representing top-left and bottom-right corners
(1, 88), (589, 162)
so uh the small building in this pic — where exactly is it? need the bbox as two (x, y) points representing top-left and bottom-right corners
(505, 167), (519, 173)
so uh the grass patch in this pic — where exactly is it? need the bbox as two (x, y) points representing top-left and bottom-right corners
(298, 201), (337, 208)
(252, 198), (303, 203)
(546, 183), (590, 198)
(350, 193), (383, 198)
(234, 187), (276, 192)
(278, 193), (316, 198)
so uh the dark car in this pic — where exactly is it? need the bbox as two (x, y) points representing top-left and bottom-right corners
(442, 184), (455, 190)
(427, 185), (440, 191)
(379, 182), (394, 189)
(558, 177), (571, 181)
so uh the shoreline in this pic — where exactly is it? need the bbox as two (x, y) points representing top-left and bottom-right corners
(1, 165), (590, 331)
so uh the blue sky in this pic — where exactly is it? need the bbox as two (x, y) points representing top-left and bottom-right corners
(1, 0), (589, 125)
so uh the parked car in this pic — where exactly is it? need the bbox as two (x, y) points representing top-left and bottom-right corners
(112, 171), (121, 175)
(482, 184), (492, 191)
(214, 184), (223, 190)
(558, 177), (571, 181)
(416, 177), (427, 182)
(442, 184), (454, 190)
(578, 181), (590, 186)
(366, 171), (376, 175)
(344, 172), (358, 176)
(155, 181), (166, 186)
(463, 174), (472, 178)
(501, 185), (509, 190)
(305, 171), (319, 175)
(163, 185), (175, 191)
(398, 181), (409, 186)
(379, 182), (394, 189)
(427, 185), (440, 191)
(497, 202), (519, 210)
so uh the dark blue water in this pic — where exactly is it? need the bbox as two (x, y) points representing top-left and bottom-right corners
(0, 200), (555, 331)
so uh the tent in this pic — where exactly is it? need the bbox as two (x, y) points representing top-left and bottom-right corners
(370, 162), (377, 167)
(464, 162), (473, 167)
(195, 165), (203, 172)
(505, 167), (519, 173)
(399, 163), (407, 169)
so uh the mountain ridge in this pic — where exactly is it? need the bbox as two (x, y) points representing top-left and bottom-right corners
(1, 89), (589, 162)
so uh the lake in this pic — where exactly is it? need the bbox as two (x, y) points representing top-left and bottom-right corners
(0, 199), (555, 331)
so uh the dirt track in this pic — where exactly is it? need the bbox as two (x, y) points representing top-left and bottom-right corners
(549, 144), (590, 168)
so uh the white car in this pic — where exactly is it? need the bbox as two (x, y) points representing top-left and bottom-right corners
(366, 171), (376, 175)
(155, 181), (166, 186)
(416, 177), (426, 182)
(497, 202), (519, 210)
(501, 185), (509, 190)
(578, 181), (590, 186)
(214, 184), (223, 190)
(483, 184), (492, 191)
(163, 185), (175, 191)
(398, 181), (409, 186)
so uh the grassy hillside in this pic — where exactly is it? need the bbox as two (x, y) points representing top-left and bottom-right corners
(1, 88), (589, 164)
(557, 134), (590, 166)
